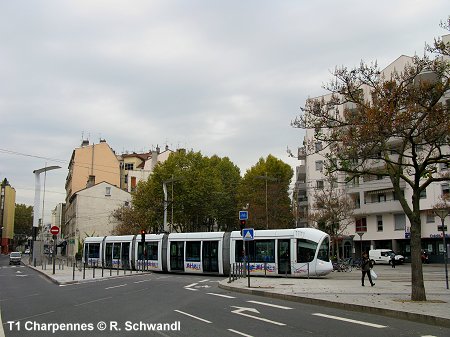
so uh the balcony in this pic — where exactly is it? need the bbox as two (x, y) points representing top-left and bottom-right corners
(353, 199), (404, 215)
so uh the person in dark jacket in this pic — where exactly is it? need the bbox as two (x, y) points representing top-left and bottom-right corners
(390, 253), (396, 268)
(361, 252), (375, 287)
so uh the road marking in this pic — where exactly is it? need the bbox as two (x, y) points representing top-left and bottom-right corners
(105, 284), (127, 290)
(231, 306), (285, 326)
(133, 279), (151, 284)
(228, 328), (253, 337)
(246, 300), (293, 310)
(14, 310), (55, 322)
(185, 282), (198, 288)
(207, 293), (236, 299)
(184, 287), (198, 291)
(198, 279), (210, 283)
(74, 297), (112, 307)
(174, 310), (212, 323)
(312, 313), (387, 328)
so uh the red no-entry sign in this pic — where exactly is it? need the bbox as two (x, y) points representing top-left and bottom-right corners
(50, 226), (60, 235)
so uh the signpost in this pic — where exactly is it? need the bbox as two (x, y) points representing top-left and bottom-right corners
(242, 227), (254, 288)
(50, 226), (59, 275)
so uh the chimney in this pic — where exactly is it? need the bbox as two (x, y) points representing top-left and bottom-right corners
(86, 175), (95, 188)
(81, 140), (89, 147)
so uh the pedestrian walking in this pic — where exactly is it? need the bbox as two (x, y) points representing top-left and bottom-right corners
(390, 253), (396, 268)
(361, 252), (375, 287)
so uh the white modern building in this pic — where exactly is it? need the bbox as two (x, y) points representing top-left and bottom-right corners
(294, 40), (450, 262)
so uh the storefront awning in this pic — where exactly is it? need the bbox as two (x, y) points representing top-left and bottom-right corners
(366, 188), (394, 195)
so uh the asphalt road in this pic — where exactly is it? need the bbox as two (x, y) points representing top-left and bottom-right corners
(0, 255), (449, 337)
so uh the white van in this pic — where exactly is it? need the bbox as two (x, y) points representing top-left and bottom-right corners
(369, 249), (404, 265)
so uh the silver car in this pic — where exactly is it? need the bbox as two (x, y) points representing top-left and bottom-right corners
(9, 252), (22, 265)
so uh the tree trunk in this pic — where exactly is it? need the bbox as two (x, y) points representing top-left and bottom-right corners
(410, 215), (426, 301)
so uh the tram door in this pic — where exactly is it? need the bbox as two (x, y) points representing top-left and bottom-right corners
(202, 241), (219, 273)
(105, 243), (113, 268)
(170, 241), (184, 271)
(278, 239), (291, 274)
(122, 242), (130, 269)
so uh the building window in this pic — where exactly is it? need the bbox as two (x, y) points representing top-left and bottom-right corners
(377, 215), (383, 231)
(419, 189), (427, 199)
(394, 214), (406, 231)
(315, 160), (323, 171)
(105, 187), (111, 196)
(442, 184), (449, 197)
(378, 194), (386, 202)
(124, 163), (134, 170)
(315, 142), (322, 152)
(426, 211), (435, 223)
(316, 180), (324, 189)
(355, 218), (367, 232)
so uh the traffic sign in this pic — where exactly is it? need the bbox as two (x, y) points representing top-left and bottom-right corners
(50, 226), (60, 235)
(239, 211), (248, 220)
(242, 228), (254, 241)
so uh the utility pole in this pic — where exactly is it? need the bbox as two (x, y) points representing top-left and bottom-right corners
(256, 172), (277, 229)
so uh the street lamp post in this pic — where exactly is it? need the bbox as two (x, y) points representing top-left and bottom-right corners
(434, 208), (449, 290)
(256, 173), (277, 230)
(32, 165), (61, 267)
(356, 232), (365, 257)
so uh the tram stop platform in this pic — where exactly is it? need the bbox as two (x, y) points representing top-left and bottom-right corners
(218, 263), (450, 328)
(24, 259), (450, 328)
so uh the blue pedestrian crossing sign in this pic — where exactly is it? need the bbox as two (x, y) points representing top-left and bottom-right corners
(242, 228), (254, 241)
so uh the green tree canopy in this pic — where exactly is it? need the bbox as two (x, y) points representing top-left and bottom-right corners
(113, 150), (241, 233)
(14, 203), (33, 237)
(238, 155), (294, 229)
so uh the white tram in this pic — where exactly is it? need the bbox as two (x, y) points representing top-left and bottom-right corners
(83, 228), (332, 277)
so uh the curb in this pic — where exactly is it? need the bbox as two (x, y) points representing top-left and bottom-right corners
(218, 282), (450, 328)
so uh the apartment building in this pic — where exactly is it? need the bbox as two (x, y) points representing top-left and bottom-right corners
(118, 145), (174, 193)
(65, 182), (131, 257)
(294, 45), (450, 262)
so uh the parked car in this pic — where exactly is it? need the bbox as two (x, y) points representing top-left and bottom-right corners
(24, 248), (30, 254)
(369, 249), (404, 265)
(9, 252), (22, 265)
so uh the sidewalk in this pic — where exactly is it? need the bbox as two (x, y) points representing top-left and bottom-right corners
(218, 264), (450, 328)
(24, 260), (450, 328)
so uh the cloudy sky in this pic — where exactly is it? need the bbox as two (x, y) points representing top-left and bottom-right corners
(0, 1), (448, 220)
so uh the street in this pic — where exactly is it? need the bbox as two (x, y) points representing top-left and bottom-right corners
(0, 255), (449, 337)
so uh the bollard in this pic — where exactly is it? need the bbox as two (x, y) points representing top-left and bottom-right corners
(93, 264), (95, 279)
(110, 264), (112, 276)
(73, 263), (75, 281)
(117, 261), (119, 276)
(102, 264), (104, 278)
(83, 262), (86, 280)
(228, 264), (232, 283)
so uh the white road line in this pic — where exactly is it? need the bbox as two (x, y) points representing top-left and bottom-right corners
(133, 279), (151, 284)
(207, 293), (236, 299)
(184, 287), (198, 291)
(14, 310), (55, 322)
(198, 279), (210, 283)
(246, 300), (293, 310)
(312, 313), (387, 328)
(174, 310), (212, 323)
(185, 282), (198, 288)
(74, 297), (112, 307)
(228, 328), (253, 337)
(105, 284), (127, 290)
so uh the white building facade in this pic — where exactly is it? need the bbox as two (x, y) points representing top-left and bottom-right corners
(295, 48), (450, 262)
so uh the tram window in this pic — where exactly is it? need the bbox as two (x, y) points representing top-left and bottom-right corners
(253, 240), (275, 263)
(235, 240), (275, 263)
(147, 242), (158, 260)
(235, 241), (245, 262)
(317, 237), (330, 262)
(113, 244), (121, 259)
(297, 239), (316, 263)
(186, 241), (201, 262)
(88, 243), (100, 258)
(138, 242), (159, 260)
